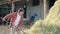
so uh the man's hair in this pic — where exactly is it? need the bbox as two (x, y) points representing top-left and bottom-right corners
(18, 8), (24, 12)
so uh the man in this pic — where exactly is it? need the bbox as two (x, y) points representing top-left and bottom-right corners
(3, 8), (24, 34)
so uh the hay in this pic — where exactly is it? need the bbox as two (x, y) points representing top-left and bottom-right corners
(28, 0), (60, 34)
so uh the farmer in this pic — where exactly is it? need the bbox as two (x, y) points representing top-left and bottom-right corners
(2, 8), (24, 34)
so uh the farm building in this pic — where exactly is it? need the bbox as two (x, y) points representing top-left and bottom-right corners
(0, 0), (56, 25)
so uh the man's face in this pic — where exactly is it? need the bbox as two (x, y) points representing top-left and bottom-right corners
(19, 11), (24, 15)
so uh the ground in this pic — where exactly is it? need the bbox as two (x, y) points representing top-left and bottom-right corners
(0, 25), (29, 34)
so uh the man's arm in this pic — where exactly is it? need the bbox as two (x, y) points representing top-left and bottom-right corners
(3, 12), (15, 21)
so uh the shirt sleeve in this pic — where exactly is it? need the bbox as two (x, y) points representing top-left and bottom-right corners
(3, 12), (15, 19)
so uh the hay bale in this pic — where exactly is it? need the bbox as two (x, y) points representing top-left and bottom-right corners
(28, 0), (60, 34)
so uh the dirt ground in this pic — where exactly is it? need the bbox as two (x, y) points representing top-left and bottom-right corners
(0, 25), (29, 34)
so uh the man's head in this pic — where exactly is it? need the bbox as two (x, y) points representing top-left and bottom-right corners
(18, 8), (24, 15)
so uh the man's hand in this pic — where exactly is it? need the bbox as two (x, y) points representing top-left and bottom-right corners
(9, 25), (11, 28)
(2, 18), (5, 21)
(7, 25), (11, 29)
(17, 27), (20, 30)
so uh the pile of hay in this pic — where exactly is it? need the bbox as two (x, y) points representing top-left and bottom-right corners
(28, 0), (60, 34)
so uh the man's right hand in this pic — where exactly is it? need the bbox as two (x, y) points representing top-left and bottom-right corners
(8, 25), (11, 28)
(2, 18), (5, 21)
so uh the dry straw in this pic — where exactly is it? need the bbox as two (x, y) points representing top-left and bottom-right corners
(28, 0), (60, 34)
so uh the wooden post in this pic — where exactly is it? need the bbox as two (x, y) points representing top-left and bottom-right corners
(44, 0), (47, 18)
(11, 1), (15, 12)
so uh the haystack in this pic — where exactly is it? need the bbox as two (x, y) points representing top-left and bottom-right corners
(28, 0), (60, 34)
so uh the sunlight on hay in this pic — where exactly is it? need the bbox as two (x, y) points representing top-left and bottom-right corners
(43, 0), (60, 26)
(28, 0), (60, 34)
